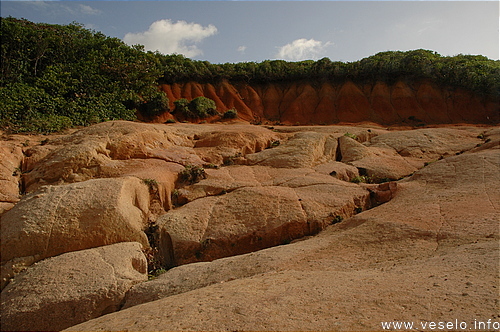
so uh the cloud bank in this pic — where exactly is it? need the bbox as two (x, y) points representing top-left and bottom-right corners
(276, 38), (332, 61)
(123, 19), (217, 57)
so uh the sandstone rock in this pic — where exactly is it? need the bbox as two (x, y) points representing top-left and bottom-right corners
(1, 242), (147, 331)
(0, 140), (24, 212)
(192, 126), (280, 165)
(470, 127), (500, 153)
(159, 169), (369, 266)
(245, 131), (338, 168)
(1, 177), (150, 289)
(364, 181), (398, 205)
(339, 135), (418, 180)
(313, 161), (360, 181)
(338, 135), (372, 162)
(176, 165), (359, 203)
(0, 202), (15, 215)
(22, 121), (200, 192)
(65, 145), (499, 332)
(66, 241), (498, 332)
(123, 251), (279, 309)
(98, 158), (183, 211)
(368, 127), (484, 167)
(2, 122), (498, 332)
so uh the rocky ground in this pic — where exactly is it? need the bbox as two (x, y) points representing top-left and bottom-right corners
(0, 120), (498, 331)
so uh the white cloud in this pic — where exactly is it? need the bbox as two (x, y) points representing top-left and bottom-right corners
(123, 19), (217, 57)
(237, 45), (247, 54)
(78, 4), (101, 15)
(275, 38), (333, 61)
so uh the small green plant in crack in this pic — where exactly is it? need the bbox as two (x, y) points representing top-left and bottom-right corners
(143, 246), (164, 280)
(148, 268), (167, 280)
(269, 139), (280, 148)
(222, 153), (242, 166)
(171, 189), (184, 207)
(330, 214), (343, 225)
(179, 165), (207, 184)
(344, 132), (358, 140)
(203, 163), (219, 169)
(142, 178), (159, 191)
(201, 238), (212, 248)
(350, 175), (372, 184)
(12, 167), (23, 177)
(355, 207), (363, 214)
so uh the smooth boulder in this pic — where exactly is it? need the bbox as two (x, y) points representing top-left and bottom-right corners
(1, 177), (149, 289)
(1, 242), (147, 331)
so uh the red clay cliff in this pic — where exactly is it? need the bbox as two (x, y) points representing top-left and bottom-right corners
(159, 79), (499, 125)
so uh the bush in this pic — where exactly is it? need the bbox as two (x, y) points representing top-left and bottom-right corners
(0, 83), (71, 133)
(138, 90), (169, 117)
(173, 98), (191, 116)
(223, 108), (238, 119)
(188, 96), (217, 118)
(64, 93), (135, 126)
(173, 97), (218, 119)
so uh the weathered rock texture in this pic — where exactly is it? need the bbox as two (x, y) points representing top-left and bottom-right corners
(66, 146), (499, 332)
(1, 242), (147, 331)
(159, 80), (499, 125)
(0, 176), (150, 288)
(0, 139), (23, 214)
(160, 168), (370, 266)
(1, 121), (497, 331)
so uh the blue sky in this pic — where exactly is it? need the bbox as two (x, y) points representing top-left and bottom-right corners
(1, 1), (499, 63)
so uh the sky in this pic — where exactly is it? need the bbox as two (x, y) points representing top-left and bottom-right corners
(1, 1), (499, 63)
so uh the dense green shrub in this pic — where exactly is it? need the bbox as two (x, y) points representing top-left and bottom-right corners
(0, 83), (70, 133)
(188, 97), (217, 118)
(173, 98), (191, 116)
(223, 108), (238, 119)
(0, 17), (165, 133)
(137, 89), (170, 118)
(173, 97), (217, 119)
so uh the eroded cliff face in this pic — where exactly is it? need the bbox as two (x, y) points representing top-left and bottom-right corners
(159, 80), (499, 125)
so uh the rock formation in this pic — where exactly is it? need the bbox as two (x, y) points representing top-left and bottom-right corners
(0, 121), (498, 331)
(1, 242), (147, 331)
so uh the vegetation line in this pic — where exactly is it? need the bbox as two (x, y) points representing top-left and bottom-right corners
(1, 17), (499, 133)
